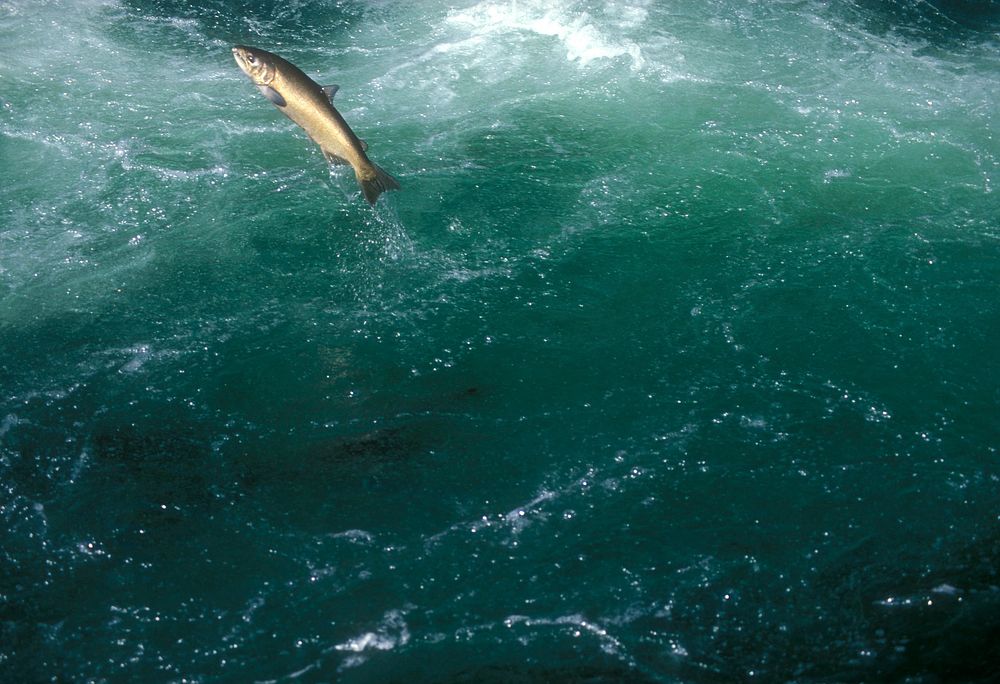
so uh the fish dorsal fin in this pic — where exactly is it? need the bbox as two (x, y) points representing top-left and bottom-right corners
(322, 85), (340, 101)
(360, 139), (368, 151)
(257, 84), (286, 107)
(322, 148), (350, 166)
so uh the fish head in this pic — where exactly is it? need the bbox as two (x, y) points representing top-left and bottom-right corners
(232, 45), (277, 85)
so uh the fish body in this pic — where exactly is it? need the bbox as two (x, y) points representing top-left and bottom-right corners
(232, 45), (399, 205)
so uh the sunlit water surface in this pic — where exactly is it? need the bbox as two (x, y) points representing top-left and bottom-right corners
(2, 0), (999, 681)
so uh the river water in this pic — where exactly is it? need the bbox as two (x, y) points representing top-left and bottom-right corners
(2, 0), (999, 681)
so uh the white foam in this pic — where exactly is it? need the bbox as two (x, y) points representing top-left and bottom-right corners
(335, 632), (398, 653)
(823, 168), (852, 183)
(445, 0), (648, 69)
(118, 344), (152, 374)
(110, 344), (183, 375)
(328, 529), (376, 544)
(0, 414), (18, 438)
(69, 446), (90, 483)
(329, 609), (410, 669)
(503, 489), (556, 533)
(503, 613), (632, 660)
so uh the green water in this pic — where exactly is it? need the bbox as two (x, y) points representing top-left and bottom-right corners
(2, 0), (999, 681)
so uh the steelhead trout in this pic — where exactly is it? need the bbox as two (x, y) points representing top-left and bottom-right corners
(232, 45), (399, 205)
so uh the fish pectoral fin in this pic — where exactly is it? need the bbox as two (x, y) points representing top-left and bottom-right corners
(257, 84), (286, 107)
(322, 85), (340, 101)
(322, 149), (351, 166)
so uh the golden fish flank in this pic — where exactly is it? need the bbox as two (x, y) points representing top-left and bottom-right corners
(232, 45), (399, 206)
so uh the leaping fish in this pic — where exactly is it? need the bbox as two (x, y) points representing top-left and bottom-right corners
(232, 45), (399, 205)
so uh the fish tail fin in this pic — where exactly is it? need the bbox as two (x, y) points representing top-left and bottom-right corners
(357, 162), (400, 206)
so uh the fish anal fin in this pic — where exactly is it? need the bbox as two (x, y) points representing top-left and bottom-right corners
(323, 148), (350, 166)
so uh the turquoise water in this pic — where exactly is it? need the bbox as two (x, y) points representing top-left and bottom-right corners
(2, 0), (999, 680)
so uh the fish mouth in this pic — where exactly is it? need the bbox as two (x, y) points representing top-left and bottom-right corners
(232, 46), (250, 72)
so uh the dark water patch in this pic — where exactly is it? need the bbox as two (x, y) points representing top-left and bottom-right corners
(113, 0), (370, 49)
(235, 424), (422, 495)
(846, 0), (1000, 44)
(224, 407), (505, 540)
(80, 422), (220, 515)
(1, 415), (284, 681)
(805, 523), (1000, 682)
(343, 655), (663, 684)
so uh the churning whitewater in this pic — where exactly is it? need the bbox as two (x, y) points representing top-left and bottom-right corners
(2, 0), (999, 682)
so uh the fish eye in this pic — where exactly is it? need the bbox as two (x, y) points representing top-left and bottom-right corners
(247, 54), (256, 64)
